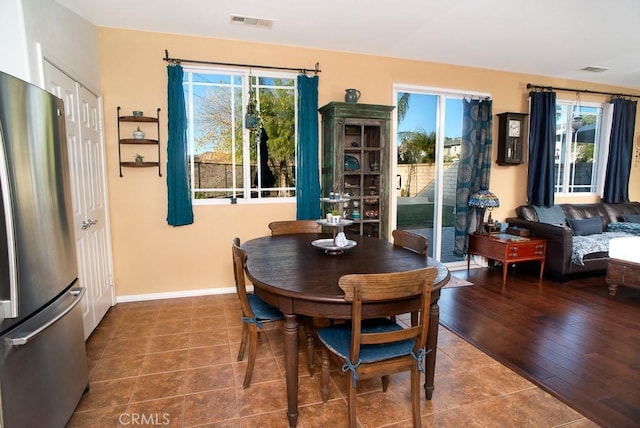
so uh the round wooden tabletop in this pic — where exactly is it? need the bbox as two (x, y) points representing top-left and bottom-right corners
(243, 234), (450, 315)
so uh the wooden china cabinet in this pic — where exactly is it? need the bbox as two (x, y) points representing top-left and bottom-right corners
(319, 102), (394, 239)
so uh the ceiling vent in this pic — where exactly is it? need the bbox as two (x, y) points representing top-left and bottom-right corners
(579, 66), (610, 73)
(230, 15), (274, 29)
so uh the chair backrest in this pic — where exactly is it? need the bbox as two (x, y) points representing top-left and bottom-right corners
(232, 237), (254, 318)
(338, 267), (437, 362)
(392, 229), (428, 256)
(268, 220), (321, 235)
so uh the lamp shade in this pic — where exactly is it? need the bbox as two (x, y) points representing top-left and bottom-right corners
(468, 190), (500, 209)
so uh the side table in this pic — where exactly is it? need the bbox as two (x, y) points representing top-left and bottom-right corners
(468, 233), (546, 284)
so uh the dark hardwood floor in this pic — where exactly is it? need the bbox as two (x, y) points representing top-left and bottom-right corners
(439, 265), (640, 428)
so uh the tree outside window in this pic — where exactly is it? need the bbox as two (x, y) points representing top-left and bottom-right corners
(183, 69), (297, 202)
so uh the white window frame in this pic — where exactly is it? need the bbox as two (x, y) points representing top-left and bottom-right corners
(553, 98), (611, 197)
(183, 65), (298, 205)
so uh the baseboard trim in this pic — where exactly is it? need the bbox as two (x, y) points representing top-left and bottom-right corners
(116, 287), (236, 303)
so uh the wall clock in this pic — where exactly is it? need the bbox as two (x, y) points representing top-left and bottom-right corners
(497, 112), (528, 165)
(508, 119), (521, 137)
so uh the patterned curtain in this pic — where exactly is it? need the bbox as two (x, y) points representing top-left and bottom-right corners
(296, 74), (321, 220)
(166, 64), (194, 226)
(527, 91), (556, 206)
(603, 98), (637, 203)
(454, 98), (493, 257)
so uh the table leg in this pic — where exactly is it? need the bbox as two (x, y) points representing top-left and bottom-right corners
(284, 314), (299, 427)
(424, 300), (439, 400)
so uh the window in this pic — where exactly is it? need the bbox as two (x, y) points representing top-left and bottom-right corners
(183, 67), (297, 203)
(554, 100), (607, 194)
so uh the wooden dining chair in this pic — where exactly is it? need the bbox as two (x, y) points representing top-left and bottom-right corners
(268, 219), (322, 375)
(268, 220), (321, 235)
(392, 229), (428, 324)
(232, 237), (285, 388)
(317, 267), (437, 428)
(392, 229), (428, 255)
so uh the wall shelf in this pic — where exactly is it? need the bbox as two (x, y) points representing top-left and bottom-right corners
(117, 106), (162, 177)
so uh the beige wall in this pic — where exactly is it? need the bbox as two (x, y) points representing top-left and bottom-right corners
(99, 28), (640, 298)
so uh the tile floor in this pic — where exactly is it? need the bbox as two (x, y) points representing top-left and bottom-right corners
(68, 291), (599, 427)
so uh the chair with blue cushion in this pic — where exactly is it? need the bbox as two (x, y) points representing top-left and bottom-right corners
(232, 237), (285, 388)
(317, 267), (437, 428)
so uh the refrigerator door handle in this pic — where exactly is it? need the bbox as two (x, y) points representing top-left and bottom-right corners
(0, 131), (19, 319)
(8, 287), (85, 346)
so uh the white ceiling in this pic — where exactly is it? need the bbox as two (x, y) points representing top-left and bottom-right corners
(57, 0), (640, 90)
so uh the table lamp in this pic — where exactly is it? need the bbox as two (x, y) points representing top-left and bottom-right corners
(468, 190), (500, 234)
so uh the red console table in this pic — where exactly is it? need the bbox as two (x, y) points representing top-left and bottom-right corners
(468, 233), (546, 284)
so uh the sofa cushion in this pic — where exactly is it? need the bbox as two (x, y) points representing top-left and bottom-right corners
(603, 202), (640, 222)
(571, 231), (635, 265)
(516, 205), (538, 222)
(608, 222), (640, 235)
(567, 216), (602, 236)
(533, 205), (566, 225)
(622, 213), (640, 223)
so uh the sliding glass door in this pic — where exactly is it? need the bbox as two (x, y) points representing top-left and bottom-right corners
(393, 87), (465, 264)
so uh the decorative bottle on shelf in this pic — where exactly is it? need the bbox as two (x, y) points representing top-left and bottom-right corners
(133, 126), (145, 139)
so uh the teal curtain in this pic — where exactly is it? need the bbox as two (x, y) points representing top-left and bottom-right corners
(296, 75), (321, 220)
(454, 99), (493, 256)
(166, 64), (194, 226)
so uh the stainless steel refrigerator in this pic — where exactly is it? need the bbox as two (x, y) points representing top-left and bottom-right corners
(0, 70), (88, 427)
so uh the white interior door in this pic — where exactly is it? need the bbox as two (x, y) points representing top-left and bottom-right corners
(43, 61), (114, 338)
(77, 85), (113, 330)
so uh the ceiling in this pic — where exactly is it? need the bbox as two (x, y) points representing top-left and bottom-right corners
(57, 0), (640, 90)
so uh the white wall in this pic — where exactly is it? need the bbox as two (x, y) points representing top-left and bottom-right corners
(0, 0), (30, 81)
(0, 0), (100, 91)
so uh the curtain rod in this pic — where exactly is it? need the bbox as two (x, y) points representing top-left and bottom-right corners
(526, 83), (639, 99)
(163, 49), (321, 74)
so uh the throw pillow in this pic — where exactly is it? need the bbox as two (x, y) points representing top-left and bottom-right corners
(533, 205), (566, 225)
(567, 216), (602, 236)
(622, 213), (640, 223)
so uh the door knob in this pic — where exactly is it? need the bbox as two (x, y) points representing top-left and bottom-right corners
(81, 219), (98, 230)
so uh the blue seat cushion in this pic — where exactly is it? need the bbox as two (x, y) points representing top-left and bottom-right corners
(247, 294), (283, 321)
(317, 318), (415, 363)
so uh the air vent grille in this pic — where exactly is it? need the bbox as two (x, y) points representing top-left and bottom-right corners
(579, 66), (609, 73)
(230, 15), (274, 29)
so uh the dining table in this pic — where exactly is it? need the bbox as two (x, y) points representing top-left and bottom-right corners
(242, 233), (450, 428)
